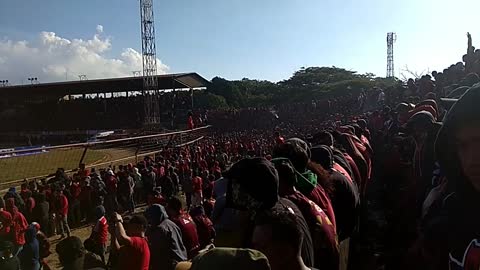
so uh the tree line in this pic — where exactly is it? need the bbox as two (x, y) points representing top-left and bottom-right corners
(194, 66), (402, 109)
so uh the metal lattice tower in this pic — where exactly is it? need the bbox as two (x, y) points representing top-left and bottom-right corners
(386, 32), (397, 78)
(140, 0), (160, 125)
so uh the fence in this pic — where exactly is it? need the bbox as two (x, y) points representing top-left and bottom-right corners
(0, 126), (211, 190)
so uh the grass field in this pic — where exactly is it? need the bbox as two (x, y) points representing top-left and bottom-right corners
(0, 148), (106, 184)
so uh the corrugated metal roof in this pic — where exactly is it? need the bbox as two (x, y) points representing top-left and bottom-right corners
(0, 72), (210, 99)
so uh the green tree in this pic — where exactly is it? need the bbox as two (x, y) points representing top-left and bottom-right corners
(194, 91), (228, 109)
(208, 77), (245, 107)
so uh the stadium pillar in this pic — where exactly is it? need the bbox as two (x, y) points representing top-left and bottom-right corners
(171, 79), (176, 129)
(78, 145), (89, 167)
(190, 88), (193, 110)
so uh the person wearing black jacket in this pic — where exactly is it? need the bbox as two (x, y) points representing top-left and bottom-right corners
(310, 145), (360, 241)
(417, 84), (480, 270)
(33, 193), (49, 236)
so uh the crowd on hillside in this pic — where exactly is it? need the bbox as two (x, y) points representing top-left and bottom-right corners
(2, 35), (480, 270)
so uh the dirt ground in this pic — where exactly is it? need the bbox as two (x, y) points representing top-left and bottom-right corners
(44, 204), (148, 269)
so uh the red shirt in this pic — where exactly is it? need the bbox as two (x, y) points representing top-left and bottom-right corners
(171, 214), (200, 259)
(192, 177), (203, 193)
(93, 216), (108, 245)
(106, 175), (118, 193)
(70, 182), (82, 200)
(192, 215), (215, 249)
(119, 236), (150, 270)
(0, 210), (12, 239)
(343, 153), (362, 188)
(285, 191), (339, 270)
(147, 195), (166, 206)
(333, 163), (354, 185)
(10, 210), (28, 245)
(188, 116), (194, 129)
(78, 169), (90, 180)
(57, 194), (69, 216)
(305, 185), (336, 229)
(26, 197), (36, 215)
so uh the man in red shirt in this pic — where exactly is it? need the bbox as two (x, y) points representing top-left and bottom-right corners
(191, 175), (203, 207)
(5, 198), (28, 255)
(0, 198), (13, 242)
(69, 180), (82, 226)
(105, 169), (119, 215)
(90, 205), (108, 264)
(166, 197), (200, 259)
(112, 213), (150, 270)
(189, 206), (215, 250)
(55, 189), (70, 239)
(273, 158), (339, 270)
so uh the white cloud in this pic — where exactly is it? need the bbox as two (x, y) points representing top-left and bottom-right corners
(96, 24), (104, 33)
(0, 27), (169, 84)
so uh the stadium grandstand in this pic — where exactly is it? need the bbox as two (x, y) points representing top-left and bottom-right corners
(0, 72), (210, 146)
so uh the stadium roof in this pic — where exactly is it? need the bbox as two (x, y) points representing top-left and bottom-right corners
(0, 72), (210, 100)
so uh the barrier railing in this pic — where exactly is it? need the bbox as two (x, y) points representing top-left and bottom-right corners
(0, 126), (210, 189)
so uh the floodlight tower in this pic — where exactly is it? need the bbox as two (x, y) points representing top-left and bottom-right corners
(387, 32), (397, 78)
(140, 0), (160, 125)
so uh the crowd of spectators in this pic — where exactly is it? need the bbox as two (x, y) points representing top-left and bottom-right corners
(2, 34), (480, 270)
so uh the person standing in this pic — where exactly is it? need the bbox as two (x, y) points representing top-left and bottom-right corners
(5, 198), (28, 255)
(166, 197), (200, 259)
(0, 198), (13, 242)
(181, 170), (194, 209)
(145, 204), (187, 270)
(111, 213), (150, 270)
(54, 189), (70, 239)
(253, 210), (315, 270)
(18, 225), (40, 270)
(33, 194), (49, 237)
(89, 206), (108, 264)
(105, 169), (119, 215)
(415, 85), (480, 269)
(191, 175), (203, 207)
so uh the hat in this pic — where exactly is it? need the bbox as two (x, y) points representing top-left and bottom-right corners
(176, 248), (271, 270)
(272, 138), (310, 172)
(31, 222), (41, 232)
(404, 111), (435, 132)
(223, 157), (279, 211)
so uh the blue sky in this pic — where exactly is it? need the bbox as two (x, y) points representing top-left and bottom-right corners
(0, 0), (479, 83)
